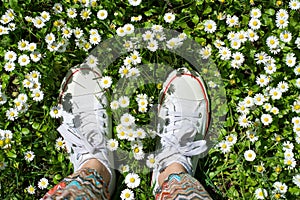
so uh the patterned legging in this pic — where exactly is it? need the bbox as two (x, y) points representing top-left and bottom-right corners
(43, 168), (212, 200)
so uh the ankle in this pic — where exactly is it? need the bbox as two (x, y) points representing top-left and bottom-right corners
(81, 158), (111, 184)
(157, 162), (187, 186)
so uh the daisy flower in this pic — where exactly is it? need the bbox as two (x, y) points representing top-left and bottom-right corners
(275, 18), (289, 29)
(244, 149), (256, 161)
(124, 24), (134, 35)
(284, 150), (294, 159)
(4, 62), (15, 72)
(200, 45), (212, 59)
(38, 178), (49, 190)
(247, 29), (259, 42)
(152, 24), (163, 32)
(128, 0), (142, 6)
(31, 89), (44, 102)
(24, 151), (35, 162)
(116, 27), (126, 37)
(89, 34), (101, 45)
(289, 0), (300, 10)
(89, 29), (99, 36)
(270, 107), (279, 115)
(255, 188), (268, 199)
(45, 33), (55, 44)
(280, 30), (292, 42)
(18, 93), (28, 103)
(218, 47), (231, 60)
(27, 185), (36, 194)
(80, 8), (91, 20)
(296, 78), (300, 88)
(276, 9), (289, 19)
(284, 157), (296, 169)
(125, 173), (140, 188)
(256, 74), (270, 87)
(292, 100), (300, 113)
(255, 51), (268, 65)
(292, 174), (300, 188)
(53, 3), (63, 13)
(286, 53), (297, 67)
(264, 63), (276, 74)
(243, 96), (254, 107)
(232, 52), (245, 65)
(73, 27), (84, 39)
(146, 154), (156, 168)
(226, 134), (237, 145)
(237, 102), (250, 114)
(277, 81), (289, 93)
(227, 31), (237, 41)
(120, 113), (135, 127)
(256, 162), (265, 173)
(130, 50), (141, 65)
(266, 36), (279, 49)
(147, 40), (158, 52)
(142, 30), (154, 41)
(132, 145), (145, 160)
(107, 139), (119, 151)
(295, 37), (300, 48)
(18, 55), (30, 66)
(55, 137), (65, 150)
(4, 50), (17, 62)
(236, 30), (248, 43)
(214, 39), (225, 49)
(253, 93), (265, 106)
(120, 188), (135, 200)
(119, 65), (131, 78)
(18, 39), (29, 51)
(119, 96), (130, 108)
(67, 8), (77, 18)
(40, 11), (50, 21)
(230, 39), (241, 50)
(246, 130), (259, 143)
(135, 128), (146, 139)
(261, 113), (273, 126)
(6, 108), (18, 121)
(50, 105), (62, 118)
(97, 9), (108, 20)
(33, 17), (45, 28)
(131, 15), (142, 22)
(27, 43), (37, 52)
(204, 20), (217, 33)
(238, 114), (252, 128)
(248, 18), (261, 30)
(86, 55), (98, 68)
(119, 164), (130, 174)
(164, 12), (175, 23)
(110, 100), (119, 110)
(0, 161), (7, 170)
(250, 8), (262, 18)
(166, 38), (182, 49)
(0, 93), (7, 105)
(283, 141), (294, 151)
(99, 76), (112, 89)
(61, 27), (72, 39)
(269, 88), (282, 100)
(226, 15), (239, 27)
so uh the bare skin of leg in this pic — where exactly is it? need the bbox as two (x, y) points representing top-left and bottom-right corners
(81, 158), (111, 184)
(158, 162), (187, 186)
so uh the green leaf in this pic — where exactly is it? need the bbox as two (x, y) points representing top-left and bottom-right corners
(9, 0), (19, 11)
(21, 128), (30, 135)
(265, 8), (275, 15)
(203, 6), (212, 15)
(192, 15), (199, 24)
(32, 122), (40, 130)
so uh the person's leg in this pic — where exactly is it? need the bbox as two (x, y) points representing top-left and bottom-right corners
(42, 159), (110, 200)
(43, 66), (115, 199)
(152, 67), (212, 199)
(155, 163), (212, 200)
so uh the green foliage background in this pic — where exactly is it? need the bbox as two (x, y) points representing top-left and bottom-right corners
(0, 0), (299, 199)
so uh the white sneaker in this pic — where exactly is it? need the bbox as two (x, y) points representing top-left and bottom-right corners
(152, 67), (210, 194)
(57, 65), (115, 194)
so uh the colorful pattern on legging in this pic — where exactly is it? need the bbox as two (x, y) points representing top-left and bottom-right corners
(42, 168), (109, 200)
(155, 173), (213, 200)
(43, 170), (211, 200)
